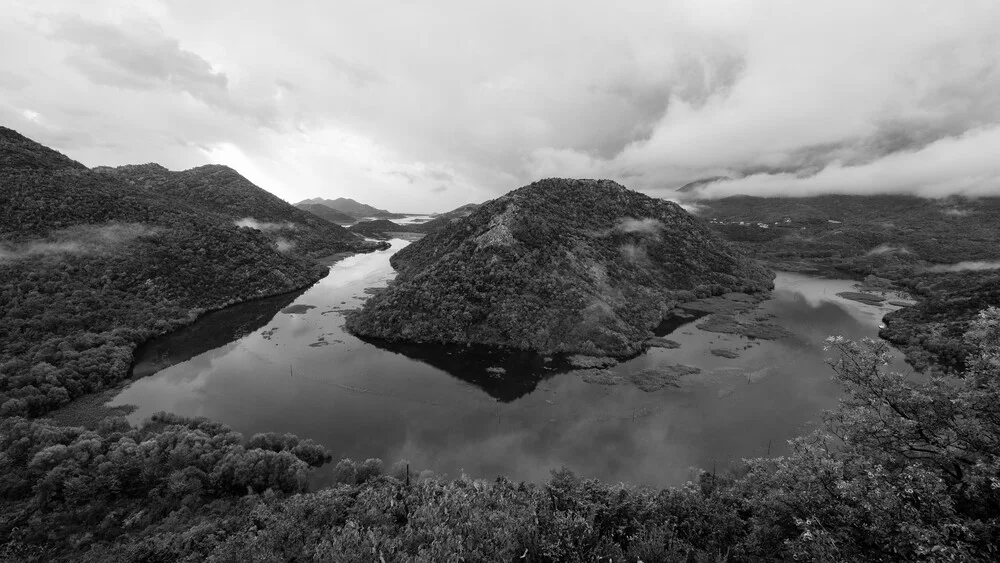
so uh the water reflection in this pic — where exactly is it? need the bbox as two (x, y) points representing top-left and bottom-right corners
(113, 243), (907, 489)
(352, 337), (563, 401)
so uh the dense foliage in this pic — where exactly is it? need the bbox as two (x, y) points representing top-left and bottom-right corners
(348, 179), (774, 357)
(696, 194), (1000, 276)
(93, 162), (372, 259)
(0, 127), (382, 419)
(0, 412), (331, 561)
(882, 269), (1000, 373)
(4, 311), (999, 561)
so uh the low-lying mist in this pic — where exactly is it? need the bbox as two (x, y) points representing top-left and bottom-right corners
(922, 261), (1000, 273)
(0, 223), (161, 262)
(235, 218), (298, 231)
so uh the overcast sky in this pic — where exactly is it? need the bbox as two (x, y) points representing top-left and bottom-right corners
(2, 0), (999, 212)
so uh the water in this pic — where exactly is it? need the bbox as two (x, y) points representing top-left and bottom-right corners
(111, 239), (906, 488)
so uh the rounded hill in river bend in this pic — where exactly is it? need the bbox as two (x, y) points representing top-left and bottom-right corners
(346, 178), (774, 357)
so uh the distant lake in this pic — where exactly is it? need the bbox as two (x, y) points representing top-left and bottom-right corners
(111, 238), (908, 488)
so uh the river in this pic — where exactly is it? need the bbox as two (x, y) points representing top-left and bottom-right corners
(110, 238), (908, 488)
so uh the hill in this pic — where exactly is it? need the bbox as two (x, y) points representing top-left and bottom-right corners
(0, 127), (88, 171)
(348, 219), (405, 240)
(297, 197), (406, 219)
(294, 202), (357, 225)
(94, 164), (369, 259)
(346, 178), (773, 357)
(0, 126), (383, 419)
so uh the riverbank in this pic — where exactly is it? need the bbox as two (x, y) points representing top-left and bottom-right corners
(36, 245), (389, 429)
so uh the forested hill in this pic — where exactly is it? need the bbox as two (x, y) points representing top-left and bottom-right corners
(94, 162), (367, 258)
(0, 126), (87, 171)
(347, 178), (773, 357)
(294, 202), (357, 224)
(0, 127), (382, 419)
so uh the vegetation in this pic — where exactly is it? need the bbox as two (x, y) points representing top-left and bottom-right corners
(349, 219), (407, 240)
(94, 162), (376, 259)
(4, 310), (999, 561)
(348, 179), (773, 357)
(882, 269), (1000, 373)
(0, 127), (381, 419)
(697, 193), (1000, 372)
(695, 194), (1000, 272)
(5, 126), (1000, 560)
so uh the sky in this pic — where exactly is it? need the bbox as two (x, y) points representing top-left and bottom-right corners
(2, 0), (999, 212)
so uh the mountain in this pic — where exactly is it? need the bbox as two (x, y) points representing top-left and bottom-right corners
(0, 126), (88, 171)
(348, 219), (404, 240)
(297, 197), (406, 219)
(294, 202), (357, 225)
(346, 178), (773, 357)
(0, 126), (384, 419)
(94, 164), (369, 259)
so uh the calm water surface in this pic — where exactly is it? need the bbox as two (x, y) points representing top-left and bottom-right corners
(111, 238), (907, 487)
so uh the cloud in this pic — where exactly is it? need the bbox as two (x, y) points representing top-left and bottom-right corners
(234, 218), (297, 231)
(618, 218), (662, 235)
(0, 222), (160, 261)
(3, 0), (998, 211)
(922, 261), (1000, 273)
(695, 124), (1000, 198)
(866, 244), (911, 256)
(47, 15), (276, 125)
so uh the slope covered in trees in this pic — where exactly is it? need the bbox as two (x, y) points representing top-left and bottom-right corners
(347, 178), (773, 357)
(0, 127), (382, 419)
(94, 163), (371, 258)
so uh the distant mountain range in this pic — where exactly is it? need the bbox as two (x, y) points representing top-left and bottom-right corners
(296, 197), (407, 219)
(293, 202), (357, 225)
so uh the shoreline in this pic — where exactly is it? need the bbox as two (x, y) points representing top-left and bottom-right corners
(38, 245), (383, 429)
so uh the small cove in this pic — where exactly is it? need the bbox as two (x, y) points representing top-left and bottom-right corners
(110, 239), (910, 488)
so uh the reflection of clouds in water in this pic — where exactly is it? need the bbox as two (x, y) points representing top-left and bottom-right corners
(113, 245), (904, 488)
(773, 272), (889, 329)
